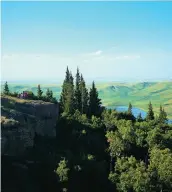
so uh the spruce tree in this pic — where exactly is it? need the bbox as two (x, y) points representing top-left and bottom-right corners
(158, 105), (168, 123)
(65, 66), (70, 82)
(80, 74), (89, 114)
(146, 102), (154, 121)
(50, 90), (53, 99)
(60, 67), (74, 114)
(88, 81), (102, 117)
(37, 84), (43, 99)
(127, 102), (135, 121)
(46, 88), (53, 100)
(127, 102), (132, 115)
(137, 112), (143, 122)
(74, 67), (82, 111)
(68, 71), (75, 113)
(3, 81), (9, 95)
(162, 107), (168, 123)
(60, 66), (70, 113)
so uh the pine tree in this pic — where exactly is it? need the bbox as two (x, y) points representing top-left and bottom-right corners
(60, 67), (70, 113)
(3, 81), (9, 95)
(80, 74), (89, 114)
(50, 90), (53, 99)
(46, 88), (53, 100)
(88, 81), (102, 117)
(37, 84), (43, 99)
(158, 105), (168, 123)
(74, 67), (82, 111)
(127, 102), (135, 121)
(60, 67), (74, 114)
(162, 107), (168, 123)
(146, 102), (154, 121)
(67, 71), (75, 113)
(137, 112), (143, 122)
(127, 102), (132, 115)
(65, 66), (70, 82)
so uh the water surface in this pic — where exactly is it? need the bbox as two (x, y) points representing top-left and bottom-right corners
(107, 106), (146, 118)
(107, 105), (172, 124)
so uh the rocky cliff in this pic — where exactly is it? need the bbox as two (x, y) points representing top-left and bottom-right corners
(1, 95), (59, 156)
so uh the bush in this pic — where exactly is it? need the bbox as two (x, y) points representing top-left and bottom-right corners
(9, 92), (18, 97)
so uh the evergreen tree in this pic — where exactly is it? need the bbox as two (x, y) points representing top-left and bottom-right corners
(74, 67), (82, 111)
(65, 66), (70, 82)
(80, 74), (89, 114)
(50, 90), (53, 99)
(162, 107), (168, 122)
(127, 102), (135, 121)
(3, 81), (9, 95)
(146, 102), (154, 121)
(60, 67), (74, 114)
(88, 81), (102, 117)
(137, 112), (143, 122)
(127, 102), (132, 115)
(59, 67), (70, 113)
(37, 84), (43, 99)
(68, 71), (75, 113)
(158, 105), (168, 123)
(46, 88), (53, 100)
(159, 105), (163, 123)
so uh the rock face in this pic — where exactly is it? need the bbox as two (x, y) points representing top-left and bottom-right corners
(1, 96), (59, 156)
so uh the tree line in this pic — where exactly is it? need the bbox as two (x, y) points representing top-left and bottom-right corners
(2, 81), (57, 103)
(59, 67), (102, 117)
(2, 67), (171, 192)
(2, 68), (168, 123)
(59, 67), (168, 124)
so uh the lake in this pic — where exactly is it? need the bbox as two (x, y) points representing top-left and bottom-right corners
(107, 105), (172, 124)
(107, 106), (147, 118)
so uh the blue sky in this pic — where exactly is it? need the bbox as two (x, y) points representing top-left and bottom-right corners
(1, 1), (172, 82)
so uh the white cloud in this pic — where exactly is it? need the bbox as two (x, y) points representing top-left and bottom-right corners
(1, 51), (141, 81)
(90, 50), (102, 56)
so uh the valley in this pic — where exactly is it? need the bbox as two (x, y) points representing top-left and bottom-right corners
(4, 81), (172, 118)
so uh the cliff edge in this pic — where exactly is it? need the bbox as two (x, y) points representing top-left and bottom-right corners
(1, 95), (59, 156)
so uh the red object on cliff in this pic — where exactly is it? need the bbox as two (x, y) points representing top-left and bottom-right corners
(18, 91), (29, 99)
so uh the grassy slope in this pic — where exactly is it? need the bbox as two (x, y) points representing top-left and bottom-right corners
(97, 82), (172, 118)
(3, 81), (172, 118)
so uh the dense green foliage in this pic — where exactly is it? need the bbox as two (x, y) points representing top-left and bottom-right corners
(60, 67), (75, 114)
(2, 70), (172, 192)
(74, 67), (82, 111)
(2, 81), (57, 104)
(158, 105), (168, 124)
(137, 112), (143, 122)
(3, 81), (10, 95)
(146, 102), (155, 121)
(80, 74), (89, 114)
(88, 81), (102, 117)
(2, 81), (172, 118)
(37, 84), (43, 99)
(60, 67), (102, 117)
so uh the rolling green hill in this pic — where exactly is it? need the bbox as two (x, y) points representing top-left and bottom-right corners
(2, 81), (172, 118)
(97, 81), (172, 119)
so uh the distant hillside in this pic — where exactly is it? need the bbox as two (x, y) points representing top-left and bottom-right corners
(2, 81), (172, 118)
(97, 81), (172, 119)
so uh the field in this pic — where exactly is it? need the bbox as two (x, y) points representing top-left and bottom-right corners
(96, 81), (172, 119)
(2, 81), (172, 118)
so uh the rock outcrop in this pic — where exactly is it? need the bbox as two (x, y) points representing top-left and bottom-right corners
(1, 95), (59, 156)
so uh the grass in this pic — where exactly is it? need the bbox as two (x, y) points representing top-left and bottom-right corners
(2, 81), (172, 118)
(1, 116), (19, 128)
(1, 94), (54, 105)
(97, 81), (172, 118)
